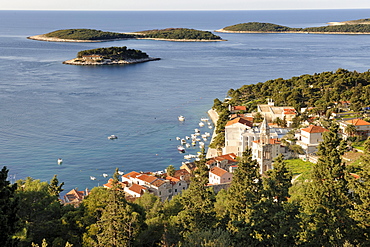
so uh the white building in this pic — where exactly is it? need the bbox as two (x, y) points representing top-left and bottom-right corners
(339, 118), (370, 140)
(296, 125), (329, 154)
(209, 166), (233, 185)
(257, 100), (297, 126)
(223, 117), (253, 156)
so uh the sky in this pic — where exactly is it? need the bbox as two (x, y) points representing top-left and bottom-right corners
(1, 0), (370, 11)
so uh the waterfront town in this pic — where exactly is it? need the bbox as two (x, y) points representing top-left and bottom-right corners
(63, 98), (370, 205)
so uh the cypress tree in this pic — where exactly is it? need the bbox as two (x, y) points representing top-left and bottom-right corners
(300, 124), (358, 246)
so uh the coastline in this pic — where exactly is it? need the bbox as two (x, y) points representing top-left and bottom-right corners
(214, 28), (370, 35)
(206, 108), (219, 159)
(27, 34), (226, 43)
(62, 57), (160, 65)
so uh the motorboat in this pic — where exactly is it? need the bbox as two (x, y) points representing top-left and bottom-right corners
(178, 115), (185, 121)
(108, 135), (118, 140)
(199, 122), (205, 127)
(208, 126), (213, 129)
(185, 143), (191, 148)
(176, 137), (181, 141)
(201, 117), (209, 122)
(185, 136), (190, 140)
(57, 158), (63, 165)
(180, 139), (186, 145)
(102, 173), (108, 178)
(177, 145), (186, 153)
(90, 176), (96, 180)
(118, 171), (124, 175)
(194, 128), (200, 133)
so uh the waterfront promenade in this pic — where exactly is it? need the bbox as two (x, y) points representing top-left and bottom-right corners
(206, 108), (219, 158)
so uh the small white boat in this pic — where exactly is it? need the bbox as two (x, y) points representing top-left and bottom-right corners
(178, 116), (185, 121)
(192, 141), (196, 146)
(195, 128), (200, 133)
(103, 173), (108, 178)
(57, 158), (63, 165)
(208, 126), (213, 129)
(118, 171), (124, 175)
(185, 136), (190, 140)
(108, 135), (118, 140)
(199, 122), (205, 127)
(180, 139), (186, 145)
(90, 176), (96, 180)
(199, 141), (205, 147)
(176, 137), (181, 141)
(185, 143), (191, 148)
(204, 132), (210, 137)
(178, 145), (186, 153)
(201, 117), (209, 122)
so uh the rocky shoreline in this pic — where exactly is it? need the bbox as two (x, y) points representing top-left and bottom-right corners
(62, 57), (160, 65)
(214, 28), (370, 35)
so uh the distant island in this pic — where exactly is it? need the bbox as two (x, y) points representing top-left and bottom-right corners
(216, 19), (370, 34)
(130, 28), (225, 41)
(28, 28), (224, 42)
(63, 46), (160, 65)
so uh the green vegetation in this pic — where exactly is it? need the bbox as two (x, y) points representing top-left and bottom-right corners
(285, 158), (313, 179)
(137, 28), (222, 40)
(77, 46), (149, 60)
(44, 28), (137, 40)
(222, 21), (370, 33)
(223, 22), (300, 32)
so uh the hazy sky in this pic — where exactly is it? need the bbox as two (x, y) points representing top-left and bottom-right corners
(1, 0), (370, 11)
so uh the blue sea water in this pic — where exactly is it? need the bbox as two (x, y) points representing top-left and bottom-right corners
(1, 9), (370, 193)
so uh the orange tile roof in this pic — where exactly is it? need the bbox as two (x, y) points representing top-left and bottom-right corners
(210, 167), (229, 177)
(103, 178), (126, 189)
(345, 119), (370, 126)
(283, 108), (297, 114)
(128, 183), (147, 195)
(123, 171), (140, 179)
(253, 138), (281, 144)
(226, 117), (253, 127)
(137, 174), (158, 184)
(233, 106), (247, 111)
(301, 125), (329, 134)
(166, 176), (180, 183)
(151, 179), (166, 187)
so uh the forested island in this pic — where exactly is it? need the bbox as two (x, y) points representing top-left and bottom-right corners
(217, 19), (370, 34)
(63, 46), (160, 65)
(28, 28), (224, 42)
(131, 28), (224, 41)
(27, 29), (138, 42)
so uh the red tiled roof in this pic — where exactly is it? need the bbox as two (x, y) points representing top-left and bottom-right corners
(136, 174), (158, 184)
(283, 108), (297, 114)
(210, 167), (229, 177)
(301, 125), (329, 134)
(226, 117), (253, 127)
(233, 106), (247, 111)
(128, 184), (147, 195)
(151, 179), (166, 187)
(123, 171), (140, 179)
(345, 119), (370, 126)
(103, 178), (126, 189)
(253, 138), (281, 144)
(166, 176), (180, 183)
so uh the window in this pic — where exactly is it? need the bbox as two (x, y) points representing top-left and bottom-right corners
(175, 189), (177, 192)
(179, 183), (181, 186)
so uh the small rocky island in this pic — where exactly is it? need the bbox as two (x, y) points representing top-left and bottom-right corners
(28, 28), (224, 42)
(63, 46), (160, 65)
(216, 19), (370, 34)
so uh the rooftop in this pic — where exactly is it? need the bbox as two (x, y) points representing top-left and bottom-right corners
(301, 125), (329, 134)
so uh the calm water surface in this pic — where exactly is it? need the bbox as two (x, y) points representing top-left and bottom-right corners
(1, 9), (370, 193)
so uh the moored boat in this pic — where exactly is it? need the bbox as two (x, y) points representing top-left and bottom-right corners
(57, 158), (63, 165)
(177, 145), (186, 153)
(108, 135), (118, 140)
(178, 115), (185, 121)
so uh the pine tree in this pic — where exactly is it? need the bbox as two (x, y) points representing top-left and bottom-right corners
(95, 168), (145, 247)
(175, 154), (216, 240)
(226, 149), (262, 245)
(49, 174), (64, 197)
(252, 154), (300, 246)
(0, 166), (19, 246)
(300, 124), (358, 246)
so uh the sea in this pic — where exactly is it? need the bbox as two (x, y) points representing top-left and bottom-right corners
(1, 9), (370, 194)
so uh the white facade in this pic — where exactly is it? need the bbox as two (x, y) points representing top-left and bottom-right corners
(209, 167), (233, 185)
(296, 125), (328, 154)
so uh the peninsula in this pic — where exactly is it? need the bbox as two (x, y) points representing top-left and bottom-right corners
(28, 28), (224, 42)
(216, 19), (370, 34)
(62, 46), (160, 65)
